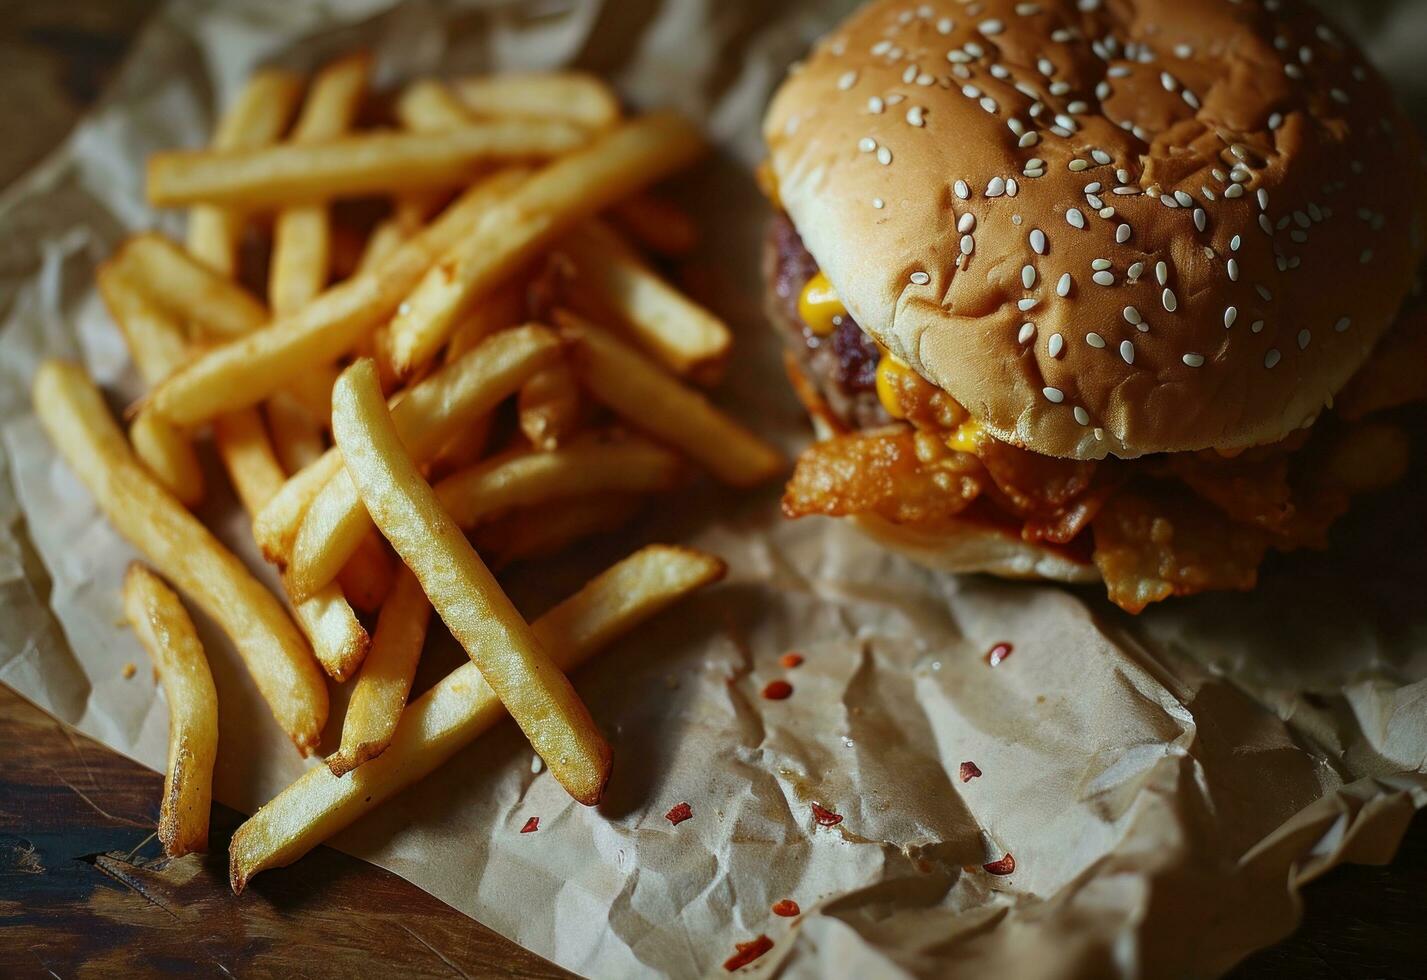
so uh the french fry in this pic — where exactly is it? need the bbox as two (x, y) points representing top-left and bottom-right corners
(560, 221), (730, 381)
(395, 79), (473, 132)
(327, 567), (431, 777)
(354, 220), (407, 275)
(97, 267), (204, 506)
(608, 193), (698, 256)
(336, 531), (395, 615)
(266, 393), (327, 473)
(148, 123), (584, 209)
(287, 324), (561, 600)
(122, 563), (219, 858)
(331, 358), (611, 805)
(112, 233), (268, 338)
(557, 311), (786, 487)
(230, 545), (725, 891)
(435, 438), (681, 530)
(32, 361), (327, 754)
(269, 53), (370, 317)
(188, 69), (303, 275)
(149, 168), (532, 426)
(453, 72), (621, 131)
(384, 111), (706, 378)
(254, 450), (346, 565)
(473, 493), (643, 568)
(446, 277), (528, 364)
(517, 363), (583, 449)
(211, 408), (370, 681)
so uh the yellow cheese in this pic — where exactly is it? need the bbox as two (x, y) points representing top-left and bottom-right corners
(875, 354), (909, 419)
(798, 271), (846, 336)
(946, 419), (985, 455)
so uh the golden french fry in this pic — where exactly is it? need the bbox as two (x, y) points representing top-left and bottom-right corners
(331, 358), (611, 804)
(354, 220), (407, 275)
(557, 311), (785, 487)
(395, 79), (473, 132)
(253, 450), (346, 565)
(517, 363), (583, 449)
(435, 437), (680, 530)
(230, 545), (725, 891)
(446, 277), (528, 364)
(113, 233), (269, 338)
(33, 361), (327, 753)
(123, 563), (219, 858)
(608, 193), (698, 256)
(149, 123), (583, 210)
(561, 222), (730, 381)
(286, 324), (561, 600)
(453, 72), (621, 131)
(474, 493), (642, 568)
(149, 168), (532, 426)
(336, 531), (395, 615)
(210, 408), (369, 682)
(266, 392), (327, 473)
(188, 69), (304, 275)
(270, 54), (370, 316)
(384, 111), (706, 378)
(327, 567), (431, 777)
(97, 266), (204, 506)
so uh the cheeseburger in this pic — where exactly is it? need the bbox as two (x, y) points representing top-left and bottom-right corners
(763, 0), (1427, 612)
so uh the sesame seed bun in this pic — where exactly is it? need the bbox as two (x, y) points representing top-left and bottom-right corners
(765, 0), (1427, 460)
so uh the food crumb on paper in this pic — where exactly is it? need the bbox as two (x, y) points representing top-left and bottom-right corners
(723, 934), (774, 971)
(983, 853), (1016, 875)
(520, 817), (540, 834)
(959, 761), (982, 782)
(771, 899), (800, 917)
(810, 802), (842, 827)
(985, 642), (1014, 667)
(665, 801), (693, 825)
(121, 662), (137, 679)
(530, 754), (544, 774)
(762, 679), (793, 700)
(779, 651), (804, 668)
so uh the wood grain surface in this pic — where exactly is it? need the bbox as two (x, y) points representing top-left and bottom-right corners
(0, 4), (1425, 979)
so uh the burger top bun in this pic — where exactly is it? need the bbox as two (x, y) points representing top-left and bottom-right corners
(765, 0), (1426, 460)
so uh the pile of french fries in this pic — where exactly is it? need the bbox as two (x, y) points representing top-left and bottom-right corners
(31, 55), (785, 886)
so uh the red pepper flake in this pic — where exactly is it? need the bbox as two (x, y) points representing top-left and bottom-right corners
(780, 651), (804, 669)
(982, 853), (1016, 876)
(665, 801), (693, 825)
(959, 761), (982, 782)
(723, 934), (774, 972)
(985, 642), (1014, 667)
(762, 679), (793, 700)
(810, 802), (843, 827)
(771, 899), (800, 917)
(519, 816), (539, 834)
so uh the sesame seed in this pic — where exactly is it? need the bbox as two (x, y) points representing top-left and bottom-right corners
(1161, 72), (1178, 92)
(1066, 208), (1086, 229)
(1268, 112), (1283, 130)
(1057, 273), (1073, 296)
(1256, 284), (1273, 301)
(980, 96), (999, 113)
(1251, 320), (1265, 333)
(1162, 288), (1178, 312)
(1335, 317), (1351, 332)
(1224, 306), (1238, 329)
(1022, 265), (1037, 288)
(1091, 258), (1112, 271)
(1096, 80), (1112, 100)
(877, 146), (893, 165)
(965, 42), (985, 57)
(1298, 329), (1311, 349)
(938, 16), (955, 33)
(1038, 57), (1056, 76)
(1030, 228), (1047, 254)
(1113, 186), (1139, 196)
(1161, 194), (1179, 209)
(1183, 90), (1201, 109)
(1094, 427), (1105, 440)
(1183, 353), (1205, 367)
(960, 234), (975, 255)
(872, 40), (892, 56)
(1108, 65), (1131, 78)
(1015, 2), (1039, 14)
(1086, 331), (1106, 348)
(1264, 349), (1281, 368)
(1093, 271), (1115, 286)
(1155, 261), (1169, 286)
(955, 180), (971, 200)
(1285, 64), (1303, 80)
(1007, 178), (1020, 198)
(1128, 262), (1145, 280)
(1175, 43), (1193, 58)
(1290, 230), (1308, 244)
(1018, 322), (1036, 343)
(1068, 100), (1089, 114)
(1049, 333), (1065, 357)
(1120, 340), (1136, 364)
(1258, 188), (1270, 211)
(1115, 224), (1132, 245)
(872, 198), (885, 209)
(910, 271), (931, 285)
(991, 64), (1011, 80)
(1018, 298), (1039, 311)
(906, 106), (926, 126)
(1230, 235), (1242, 252)
(1074, 406), (1090, 425)
(868, 96), (885, 114)
(1225, 184), (1245, 199)
(1193, 208), (1207, 232)
(838, 71), (858, 91)
(986, 177), (1006, 197)
(1019, 131), (1040, 148)
(1043, 386), (1065, 403)
(958, 212), (976, 233)
(979, 18), (1005, 35)
(1259, 214), (1273, 235)
(1055, 113), (1078, 131)
(859, 137), (878, 153)
(903, 65), (919, 84)
(1123, 306), (1142, 325)
(1069, 159), (1090, 172)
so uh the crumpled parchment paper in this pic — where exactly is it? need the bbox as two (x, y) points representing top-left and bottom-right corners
(2, 1), (1426, 977)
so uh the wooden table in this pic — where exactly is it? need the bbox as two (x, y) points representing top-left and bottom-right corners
(1, 5), (1424, 978)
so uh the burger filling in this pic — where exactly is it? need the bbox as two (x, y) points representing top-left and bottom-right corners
(766, 211), (1422, 612)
